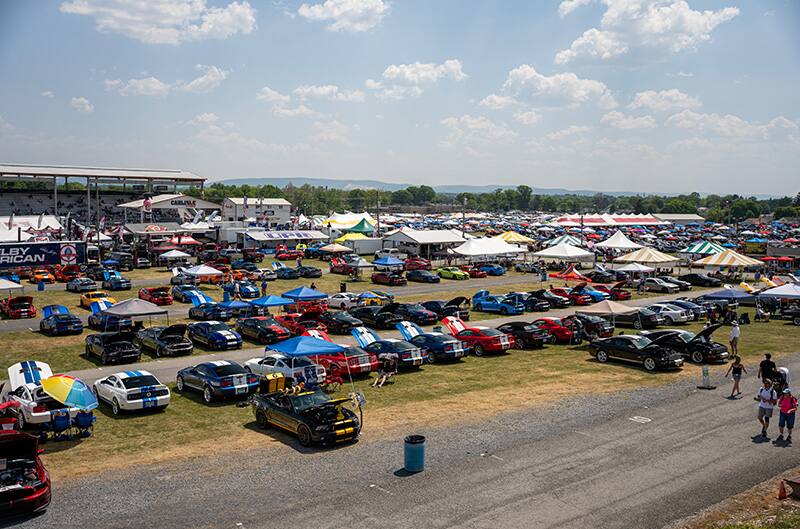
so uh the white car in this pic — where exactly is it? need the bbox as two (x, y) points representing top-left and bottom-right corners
(328, 292), (362, 310)
(244, 353), (326, 386)
(93, 370), (171, 415)
(4, 361), (79, 428)
(643, 277), (680, 293)
(647, 303), (691, 324)
(374, 248), (408, 260)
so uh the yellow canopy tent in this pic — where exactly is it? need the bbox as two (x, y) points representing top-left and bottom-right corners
(494, 231), (534, 244)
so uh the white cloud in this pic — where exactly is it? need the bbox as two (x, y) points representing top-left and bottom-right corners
(311, 120), (354, 144)
(513, 111), (542, 125)
(71, 96), (94, 113)
(546, 125), (591, 140)
(478, 94), (519, 110)
(192, 124), (300, 154)
(297, 0), (388, 32)
(628, 88), (701, 112)
(187, 112), (220, 125)
(256, 86), (291, 104)
(40, 90), (55, 98)
(178, 65), (229, 93)
(364, 80), (423, 101)
(272, 105), (317, 118)
(256, 85), (319, 117)
(601, 110), (656, 129)
(366, 59), (466, 100)
(0, 115), (12, 130)
(667, 110), (798, 140)
(555, 0), (739, 63)
(105, 76), (171, 97)
(559, 0), (593, 17)
(293, 84), (365, 102)
(60, 0), (257, 45)
(441, 115), (517, 150)
(502, 65), (617, 109)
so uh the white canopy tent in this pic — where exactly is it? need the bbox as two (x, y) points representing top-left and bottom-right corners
(452, 238), (525, 257)
(533, 242), (594, 261)
(758, 283), (800, 300)
(616, 262), (655, 273)
(183, 264), (223, 276)
(594, 230), (643, 250)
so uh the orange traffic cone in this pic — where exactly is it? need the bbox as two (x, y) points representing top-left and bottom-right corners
(778, 480), (788, 500)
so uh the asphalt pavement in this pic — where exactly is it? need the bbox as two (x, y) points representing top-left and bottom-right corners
(13, 354), (800, 529)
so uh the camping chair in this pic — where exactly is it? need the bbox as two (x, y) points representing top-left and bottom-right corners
(72, 411), (95, 438)
(49, 412), (72, 441)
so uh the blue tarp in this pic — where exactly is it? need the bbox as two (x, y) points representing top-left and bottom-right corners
(373, 256), (404, 266)
(250, 295), (293, 307)
(267, 336), (344, 357)
(282, 286), (328, 300)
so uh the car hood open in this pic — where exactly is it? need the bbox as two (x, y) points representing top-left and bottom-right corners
(158, 324), (188, 338)
(691, 323), (722, 343)
(446, 296), (469, 307)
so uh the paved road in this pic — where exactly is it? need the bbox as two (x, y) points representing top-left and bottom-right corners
(16, 354), (800, 529)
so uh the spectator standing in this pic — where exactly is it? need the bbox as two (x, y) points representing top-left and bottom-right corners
(758, 353), (777, 382)
(296, 256), (303, 268)
(777, 388), (797, 444)
(261, 279), (268, 297)
(756, 379), (778, 438)
(729, 321), (740, 356)
(233, 281), (241, 300)
(725, 356), (746, 398)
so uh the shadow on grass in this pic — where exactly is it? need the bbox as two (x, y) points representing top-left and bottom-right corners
(173, 388), (246, 409)
(94, 401), (169, 420)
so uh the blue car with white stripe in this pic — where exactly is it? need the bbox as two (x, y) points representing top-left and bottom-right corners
(93, 370), (171, 416)
(472, 290), (524, 316)
(186, 291), (232, 320)
(478, 264), (506, 276)
(39, 305), (84, 336)
(101, 270), (132, 291)
(222, 280), (261, 299)
(176, 360), (258, 403)
(351, 326), (428, 369)
(396, 321), (467, 363)
(87, 300), (134, 331)
(187, 321), (242, 350)
(172, 285), (203, 303)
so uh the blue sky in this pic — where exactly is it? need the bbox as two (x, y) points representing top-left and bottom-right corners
(0, 0), (798, 194)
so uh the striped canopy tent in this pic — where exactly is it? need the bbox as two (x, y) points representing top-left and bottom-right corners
(544, 234), (583, 247)
(614, 247), (678, 265)
(680, 240), (726, 255)
(692, 249), (764, 268)
(494, 231), (534, 244)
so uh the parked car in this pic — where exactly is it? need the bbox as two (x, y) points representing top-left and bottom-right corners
(647, 303), (691, 324)
(134, 324), (194, 357)
(420, 297), (471, 321)
(643, 277), (680, 294)
(136, 257), (151, 269)
(371, 271), (407, 286)
(29, 269), (55, 284)
(275, 266), (301, 280)
(640, 324), (729, 364)
(235, 316), (291, 344)
(87, 310), (133, 332)
(496, 321), (551, 349)
(440, 317), (514, 356)
(477, 263), (505, 276)
(170, 272), (199, 286)
(613, 307), (663, 329)
(85, 332), (142, 365)
(39, 305), (83, 336)
(549, 286), (591, 305)
(295, 265), (322, 278)
(328, 292), (362, 310)
(93, 370), (170, 415)
(592, 281), (631, 301)
(348, 305), (403, 329)
(222, 280), (260, 299)
(666, 299), (704, 321)
(436, 267), (470, 280)
(0, 296), (36, 319)
(385, 303), (437, 326)
(66, 277), (97, 292)
(311, 310), (364, 334)
(584, 270), (616, 283)
(53, 264), (82, 282)
(678, 273), (721, 287)
(461, 266), (488, 278)
(515, 263), (543, 274)
(396, 320), (468, 363)
(231, 260), (259, 272)
(588, 334), (684, 371)
(780, 304), (800, 326)
(171, 285), (201, 303)
(274, 313), (327, 336)
(531, 317), (573, 344)
(245, 353), (326, 386)
(404, 257), (432, 271)
(314, 345), (377, 376)
(80, 291), (116, 309)
(406, 269), (441, 283)
(107, 252), (134, 271)
(0, 431), (52, 514)
(472, 291), (524, 316)
(657, 276), (692, 291)
(503, 292), (550, 312)
(138, 286), (174, 305)
(188, 303), (233, 321)
(186, 321), (242, 350)
(374, 248), (407, 260)
(176, 360), (258, 403)
(4, 361), (78, 429)
(566, 313), (615, 339)
(351, 326), (428, 368)
(572, 283), (610, 302)
(530, 289), (570, 308)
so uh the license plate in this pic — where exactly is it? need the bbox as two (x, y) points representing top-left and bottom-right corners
(235, 386), (247, 395)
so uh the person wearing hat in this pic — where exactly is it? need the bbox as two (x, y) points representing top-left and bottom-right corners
(777, 387), (798, 443)
(729, 321), (740, 356)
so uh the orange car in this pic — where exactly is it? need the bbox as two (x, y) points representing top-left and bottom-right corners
(30, 269), (55, 284)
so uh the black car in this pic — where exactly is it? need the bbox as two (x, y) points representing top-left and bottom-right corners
(295, 265), (322, 278)
(389, 303), (438, 326)
(275, 267), (301, 279)
(588, 334), (684, 371)
(361, 339), (428, 369)
(504, 292), (550, 312)
(668, 299), (704, 321)
(420, 297), (470, 321)
(82, 264), (107, 281)
(584, 270), (616, 283)
(640, 324), (729, 364)
(107, 252), (134, 271)
(679, 273), (721, 287)
(314, 311), (364, 334)
(85, 332), (141, 365)
(612, 307), (662, 329)
(407, 332), (467, 363)
(235, 316), (291, 344)
(249, 388), (360, 446)
(188, 303), (233, 321)
(349, 306), (403, 329)
(496, 321), (551, 349)
(657, 276), (692, 291)
(134, 324), (194, 357)
(406, 269), (441, 283)
(530, 289), (570, 308)
(691, 295), (737, 312)
(780, 304), (800, 326)
(565, 313), (615, 339)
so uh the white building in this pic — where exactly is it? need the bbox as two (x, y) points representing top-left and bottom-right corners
(222, 198), (292, 226)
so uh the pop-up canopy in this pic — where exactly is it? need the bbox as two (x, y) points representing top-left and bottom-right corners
(452, 237), (524, 256)
(268, 336), (344, 357)
(104, 298), (168, 317)
(759, 283), (800, 300)
(533, 242), (594, 261)
(250, 295), (293, 307)
(594, 230), (643, 250)
(282, 287), (328, 300)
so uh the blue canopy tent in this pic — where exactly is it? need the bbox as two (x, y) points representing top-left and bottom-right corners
(702, 289), (755, 303)
(218, 300), (251, 310)
(373, 256), (404, 267)
(357, 291), (382, 299)
(250, 295), (293, 307)
(746, 237), (769, 243)
(282, 287), (328, 300)
(268, 336), (344, 357)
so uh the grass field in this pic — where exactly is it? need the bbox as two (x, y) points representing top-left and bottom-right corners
(35, 318), (800, 479)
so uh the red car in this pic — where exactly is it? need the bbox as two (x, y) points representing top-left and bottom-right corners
(531, 317), (573, 343)
(404, 257), (432, 271)
(329, 258), (357, 275)
(0, 430), (51, 514)
(460, 265), (487, 278)
(371, 272), (407, 286)
(441, 316), (514, 356)
(274, 313), (328, 336)
(138, 286), (174, 306)
(276, 249), (304, 261)
(593, 281), (632, 301)
(549, 286), (592, 305)
(315, 345), (378, 377)
(0, 296), (36, 319)
(53, 264), (82, 282)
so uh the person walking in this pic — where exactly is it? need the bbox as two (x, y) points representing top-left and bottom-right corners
(729, 321), (740, 356)
(725, 356), (747, 398)
(758, 353), (777, 382)
(756, 379), (778, 438)
(260, 278), (268, 297)
(233, 281), (241, 300)
(777, 388), (797, 444)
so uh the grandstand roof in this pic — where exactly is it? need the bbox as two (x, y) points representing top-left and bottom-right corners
(0, 164), (206, 183)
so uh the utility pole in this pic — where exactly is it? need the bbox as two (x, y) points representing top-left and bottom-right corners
(461, 197), (467, 238)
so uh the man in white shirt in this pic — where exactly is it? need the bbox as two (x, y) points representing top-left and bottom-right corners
(729, 321), (741, 356)
(756, 378), (778, 438)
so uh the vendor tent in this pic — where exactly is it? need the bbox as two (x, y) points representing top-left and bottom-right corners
(343, 218), (374, 234)
(268, 336), (344, 357)
(594, 230), (643, 250)
(250, 295), (293, 307)
(616, 262), (655, 273)
(282, 287), (328, 300)
(373, 256), (405, 267)
(756, 284), (800, 300)
(701, 289), (755, 303)
(103, 298), (168, 317)
(614, 247), (677, 265)
(324, 212), (377, 230)
(452, 237), (524, 256)
(0, 278), (23, 291)
(183, 264), (223, 276)
(159, 249), (191, 259)
(544, 234), (583, 247)
(334, 233), (368, 243)
(576, 299), (639, 316)
(533, 242), (594, 261)
(494, 231), (534, 244)
(692, 249), (763, 268)
(681, 241), (725, 255)
(319, 243), (352, 253)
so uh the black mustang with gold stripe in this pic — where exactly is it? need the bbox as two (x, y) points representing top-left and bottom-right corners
(250, 389), (360, 446)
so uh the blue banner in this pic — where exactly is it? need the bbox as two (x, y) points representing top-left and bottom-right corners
(0, 241), (87, 269)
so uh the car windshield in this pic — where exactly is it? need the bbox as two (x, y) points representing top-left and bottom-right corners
(207, 323), (230, 331)
(427, 334), (454, 344)
(676, 331), (696, 342)
(53, 314), (74, 321)
(211, 364), (245, 376)
(343, 347), (367, 357)
(481, 328), (504, 337)
(121, 375), (160, 389)
(626, 336), (652, 349)
(291, 390), (331, 411)
(258, 319), (280, 327)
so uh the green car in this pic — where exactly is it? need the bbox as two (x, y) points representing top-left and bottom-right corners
(436, 267), (470, 280)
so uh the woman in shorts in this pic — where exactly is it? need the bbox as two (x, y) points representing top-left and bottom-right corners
(725, 355), (746, 398)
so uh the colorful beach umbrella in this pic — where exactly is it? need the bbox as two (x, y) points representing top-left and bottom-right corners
(41, 374), (98, 410)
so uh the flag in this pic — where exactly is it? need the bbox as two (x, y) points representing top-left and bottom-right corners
(7, 213), (13, 230)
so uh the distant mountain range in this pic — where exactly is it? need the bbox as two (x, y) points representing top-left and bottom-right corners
(217, 177), (781, 199)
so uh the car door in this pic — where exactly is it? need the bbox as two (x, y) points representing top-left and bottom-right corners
(258, 357), (277, 377)
(96, 376), (116, 402)
(266, 395), (296, 431)
(184, 366), (204, 389)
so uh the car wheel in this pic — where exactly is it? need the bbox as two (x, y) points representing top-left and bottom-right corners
(111, 398), (121, 416)
(662, 287), (669, 293)
(516, 337), (527, 349)
(643, 357), (657, 372)
(203, 386), (214, 404)
(154, 346), (163, 358)
(427, 353), (436, 364)
(297, 424), (313, 447)
(664, 316), (674, 324)
(176, 376), (185, 392)
(633, 320), (643, 330)
(793, 317), (800, 326)
(596, 350), (609, 363)
(500, 307), (508, 315)
(256, 411), (270, 429)
(473, 344), (484, 357)
(691, 351), (704, 364)
(101, 353), (110, 365)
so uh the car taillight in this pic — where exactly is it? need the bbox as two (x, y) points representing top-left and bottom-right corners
(33, 405), (46, 413)
(401, 352), (410, 359)
(221, 379), (233, 387)
(247, 375), (257, 384)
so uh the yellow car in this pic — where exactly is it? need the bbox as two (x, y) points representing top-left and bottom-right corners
(80, 291), (117, 309)
(436, 267), (470, 280)
(30, 269), (55, 284)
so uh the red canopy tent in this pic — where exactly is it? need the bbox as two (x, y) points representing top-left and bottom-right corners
(169, 235), (202, 246)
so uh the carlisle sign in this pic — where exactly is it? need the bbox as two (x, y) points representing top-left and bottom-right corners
(0, 241), (87, 269)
